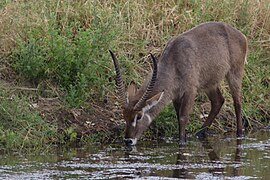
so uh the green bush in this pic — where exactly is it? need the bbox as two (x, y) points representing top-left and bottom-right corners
(150, 105), (178, 138)
(12, 3), (120, 107)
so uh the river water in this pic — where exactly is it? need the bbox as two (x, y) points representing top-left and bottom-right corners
(0, 130), (270, 179)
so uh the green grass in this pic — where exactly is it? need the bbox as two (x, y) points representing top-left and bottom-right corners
(10, 1), (121, 107)
(0, 0), (269, 150)
(242, 48), (270, 122)
(0, 88), (58, 151)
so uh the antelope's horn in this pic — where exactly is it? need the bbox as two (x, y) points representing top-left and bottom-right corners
(134, 53), (158, 110)
(109, 50), (127, 108)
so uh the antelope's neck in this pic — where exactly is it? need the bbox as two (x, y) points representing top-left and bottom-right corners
(149, 89), (172, 119)
(142, 61), (176, 120)
(147, 79), (174, 119)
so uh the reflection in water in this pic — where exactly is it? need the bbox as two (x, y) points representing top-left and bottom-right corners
(199, 138), (223, 176)
(0, 130), (270, 179)
(173, 145), (194, 179)
(172, 138), (243, 179)
(233, 139), (242, 177)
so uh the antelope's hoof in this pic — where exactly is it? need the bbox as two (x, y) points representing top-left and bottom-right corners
(237, 129), (245, 137)
(179, 135), (187, 146)
(195, 128), (207, 139)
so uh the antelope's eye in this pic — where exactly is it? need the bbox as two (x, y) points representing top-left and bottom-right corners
(136, 114), (142, 121)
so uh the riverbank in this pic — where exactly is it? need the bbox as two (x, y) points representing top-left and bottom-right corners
(0, 0), (269, 151)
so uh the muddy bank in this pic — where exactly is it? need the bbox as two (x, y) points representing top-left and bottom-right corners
(36, 97), (123, 142)
(0, 65), (268, 147)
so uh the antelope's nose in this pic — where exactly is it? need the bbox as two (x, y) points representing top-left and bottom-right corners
(124, 138), (133, 146)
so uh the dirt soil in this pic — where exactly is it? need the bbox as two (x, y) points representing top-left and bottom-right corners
(36, 97), (124, 138)
(0, 63), (123, 142)
(0, 62), (268, 143)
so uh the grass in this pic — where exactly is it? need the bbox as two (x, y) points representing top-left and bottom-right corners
(0, 88), (59, 151)
(242, 49), (270, 122)
(0, 0), (269, 150)
(8, 1), (121, 107)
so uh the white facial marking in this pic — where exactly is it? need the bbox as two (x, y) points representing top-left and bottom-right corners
(142, 104), (151, 113)
(130, 138), (137, 145)
(142, 91), (164, 113)
(132, 117), (136, 127)
(145, 113), (152, 124)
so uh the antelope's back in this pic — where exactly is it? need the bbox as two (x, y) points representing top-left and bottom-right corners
(158, 22), (247, 91)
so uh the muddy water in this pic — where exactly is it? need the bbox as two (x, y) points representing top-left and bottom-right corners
(0, 130), (270, 179)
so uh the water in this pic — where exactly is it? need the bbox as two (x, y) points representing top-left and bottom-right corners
(1, 130), (270, 179)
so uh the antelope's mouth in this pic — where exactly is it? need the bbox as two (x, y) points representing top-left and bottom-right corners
(124, 138), (137, 146)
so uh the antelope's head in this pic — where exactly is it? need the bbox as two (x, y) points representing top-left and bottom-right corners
(109, 51), (164, 146)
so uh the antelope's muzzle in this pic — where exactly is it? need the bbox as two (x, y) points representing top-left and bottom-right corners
(124, 138), (137, 146)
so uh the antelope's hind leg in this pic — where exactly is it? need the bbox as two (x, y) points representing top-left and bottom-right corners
(227, 71), (245, 137)
(196, 87), (224, 139)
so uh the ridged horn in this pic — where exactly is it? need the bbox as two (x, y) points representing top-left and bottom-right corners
(109, 50), (127, 108)
(134, 53), (158, 110)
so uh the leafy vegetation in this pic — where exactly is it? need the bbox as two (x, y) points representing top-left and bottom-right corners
(0, 0), (269, 150)
(0, 88), (58, 151)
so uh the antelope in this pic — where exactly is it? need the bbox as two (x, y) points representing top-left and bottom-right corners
(110, 22), (247, 146)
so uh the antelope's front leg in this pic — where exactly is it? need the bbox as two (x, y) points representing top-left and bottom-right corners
(176, 92), (196, 144)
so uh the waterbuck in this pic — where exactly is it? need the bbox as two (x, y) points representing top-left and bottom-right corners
(110, 22), (247, 146)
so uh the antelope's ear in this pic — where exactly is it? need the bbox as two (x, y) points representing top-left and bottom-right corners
(127, 81), (137, 98)
(143, 91), (164, 112)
